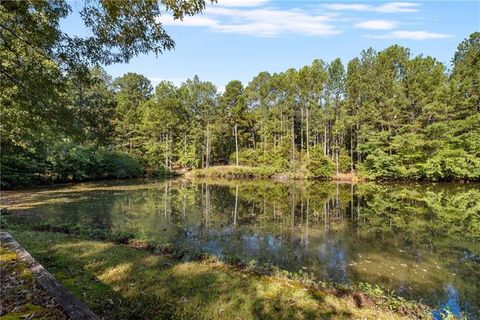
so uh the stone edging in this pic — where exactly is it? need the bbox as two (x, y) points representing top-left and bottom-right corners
(0, 232), (100, 320)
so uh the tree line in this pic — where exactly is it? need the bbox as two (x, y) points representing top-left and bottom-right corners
(105, 32), (479, 181)
(1, 0), (479, 189)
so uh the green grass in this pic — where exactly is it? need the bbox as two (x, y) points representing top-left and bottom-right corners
(6, 229), (428, 320)
(187, 165), (281, 179)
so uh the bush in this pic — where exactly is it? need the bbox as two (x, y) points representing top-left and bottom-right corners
(1, 145), (48, 188)
(306, 146), (335, 179)
(98, 151), (143, 179)
(188, 165), (278, 179)
(1, 142), (144, 189)
(49, 145), (143, 181)
(363, 150), (404, 180)
(230, 148), (263, 167)
(338, 150), (352, 173)
(423, 148), (480, 181)
(231, 140), (295, 172)
(111, 231), (136, 244)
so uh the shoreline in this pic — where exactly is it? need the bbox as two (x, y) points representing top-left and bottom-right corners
(2, 227), (432, 320)
(4, 165), (480, 192)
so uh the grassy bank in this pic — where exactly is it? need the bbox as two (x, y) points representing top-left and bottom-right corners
(187, 165), (281, 179)
(186, 165), (360, 182)
(3, 228), (431, 320)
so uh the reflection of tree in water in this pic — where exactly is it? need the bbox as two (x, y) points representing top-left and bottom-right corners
(10, 179), (479, 318)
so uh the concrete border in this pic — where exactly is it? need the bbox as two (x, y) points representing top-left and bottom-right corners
(0, 232), (100, 320)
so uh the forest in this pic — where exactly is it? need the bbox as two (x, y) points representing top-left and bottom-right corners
(1, 0), (479, 188)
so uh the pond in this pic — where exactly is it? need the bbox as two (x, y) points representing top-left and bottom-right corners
(2, 178), (479, 319)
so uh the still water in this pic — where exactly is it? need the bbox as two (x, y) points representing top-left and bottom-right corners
(3, 178), (480, 318)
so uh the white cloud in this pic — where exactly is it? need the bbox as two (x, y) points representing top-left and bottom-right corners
(368, 30), (453, 40)
(158, 1), (451, 40)
(325, 2), (420, 13)
(324, 3), (372, 11)
(378, 2), (420, 13)
(161, 6), (340, 36)
(355, 20), (398, 30)
(162, 15), (219, 27)
(217, 0), (269, 7)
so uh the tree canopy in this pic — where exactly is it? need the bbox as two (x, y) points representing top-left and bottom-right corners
(1, 11), (479, 188)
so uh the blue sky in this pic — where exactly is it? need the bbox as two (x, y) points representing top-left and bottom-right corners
(63, 1), (479, 90)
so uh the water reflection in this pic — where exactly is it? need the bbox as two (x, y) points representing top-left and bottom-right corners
(3, 178), (480, 318)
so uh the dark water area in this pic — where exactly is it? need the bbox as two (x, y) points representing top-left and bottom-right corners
(3, 178), (480, 318)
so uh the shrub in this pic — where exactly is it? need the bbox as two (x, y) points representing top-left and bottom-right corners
(338, 150), (352, 173)
(231, 140), (295, 172)
(98, 151), (143, 179)
(306, 146), (335, 179)
(423, 148), (480, 181)
(1, 145), (48, 188)
(111, 231), (136, 244)
(231, 148), (262, 167)
(2, 143), (144, 189)
(363, 150), (404, 180)
(50, 146), (143, 181)
(188, 165), (278, 179)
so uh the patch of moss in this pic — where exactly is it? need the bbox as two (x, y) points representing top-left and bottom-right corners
(0, 245), (67, 319)
(0, 246), (18, 262)
(0, 304), (45, 320)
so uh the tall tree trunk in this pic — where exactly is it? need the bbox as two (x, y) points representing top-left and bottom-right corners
(350, 124), (354, 172)
(205, 125), (210, 168)
(234, 122), (239, 166)
(335, 143), (339, 176)
(300, 107), (304, 158)
(164, 132), (168, 169)
(184, 132), (187, 169)
(323, 124), (327, 156)
(169, 130), (172, 171)
(306, 107), (310, 159)
(357, 122), (362, 163)
(291, 116), (295, 164)
(280, 110), (284, 143)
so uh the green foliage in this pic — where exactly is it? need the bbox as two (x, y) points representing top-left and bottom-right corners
(97, 151), (143, 179)
(0, 145), (48, 189)
(363, 150), (403, 180)
(231, 141), (294, 171)
(423, 148), (480, 181)
(306, 146), (335, 179)
(189, 166), (278, 179)
(338, 150), (352, 173)
(47, 145), (143, 181)
(232, 148), (262, 167)
(1, 144), (142, 188)
(150, 165), (170, 178)
(178, 144), (200, 168)
(2, 17), (479, 186)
